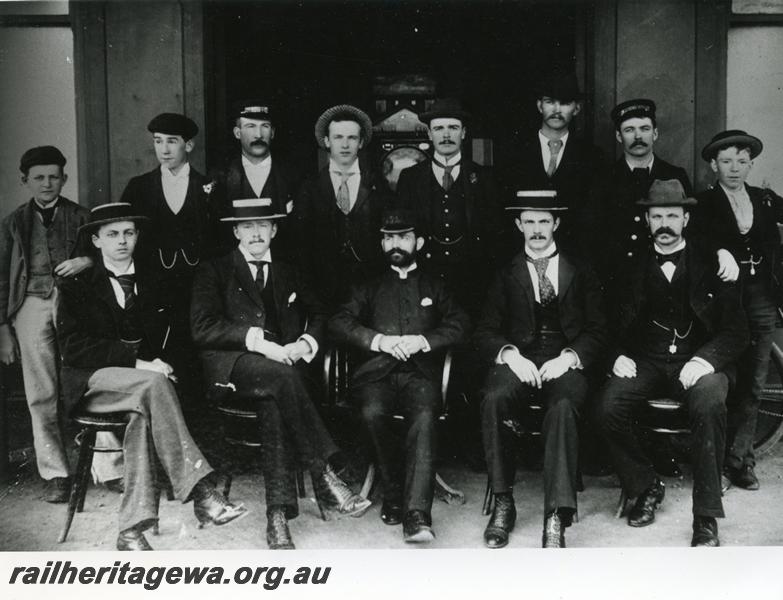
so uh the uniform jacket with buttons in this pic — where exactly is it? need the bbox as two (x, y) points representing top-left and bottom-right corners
(328, 268), (470, 387)
(0, 197), (90, 325)
(190, 248), (328, 395)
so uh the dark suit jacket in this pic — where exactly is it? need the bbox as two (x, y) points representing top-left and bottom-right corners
(56, 261), (171, 412)
(119, 166), (222, 263)
(610, 243), (749, 374)
(190, 248), (328, 396)
(473, 250), (607, 369)
(328, 268), (470, 386)
(292, 162), (392, 308)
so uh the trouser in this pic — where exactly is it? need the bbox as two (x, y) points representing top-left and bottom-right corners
(353, 370), (440, 514)
(595, 358), (727, 518)
(14, 292), (122, 481)
(480, 363), (586, 521)
(81, 367), (212, 532)
(230, 354), (338, 517)
(728, 280), (776, 469)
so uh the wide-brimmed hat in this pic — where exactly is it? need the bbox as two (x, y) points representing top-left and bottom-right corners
(636, 179), (697, 207)
(78, 202), (149, 234)
(314, 104), (373, 149)
(418, 98), (471, 125)
(147, 112), (199, 140)
(380, 208), (417, 234)
(535, 71), (583, 102)
(505, 190), (567, 213)
(220, 198), (287, 222)
(611, 98), (656, 128)
(19, 146), (66, 173)
(701, 129), (763, 162)
(232, 100), (275, 124)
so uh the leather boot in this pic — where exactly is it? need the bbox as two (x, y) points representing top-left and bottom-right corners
(627, 478), (665, 527)
(691, 516), (720, 547)
(266, 507), (295, 550)
(191, 479), (248, 527)
(117, 527), (154, 551)
(483, 494), (516, 549)
(542, 511), (565, 548)
(313, 465), (371, 518)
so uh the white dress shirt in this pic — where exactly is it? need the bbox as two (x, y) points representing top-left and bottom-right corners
(242, 154), (272, 197)
(625, 155), (655, 173)
(654, 239), (686, 283)
(104, 258), (136, 308)
(431, 151), (461, 186)
(719, 182), (754, 234)
(160, 162), (190, 215)
(538, 130), (569, 173)
(525, 244), (560, 302)
(328, 158), (362, 211)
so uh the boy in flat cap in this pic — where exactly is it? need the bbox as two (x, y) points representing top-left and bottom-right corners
(691, 130), (783, 491)
(57, 203), (247, 550)
(329, 209), (469, 544)
(119, 113), (221, 399)
(0, 146), (121, 502)
(474, 191), (607, 549)
(595, 180), (748, 547)
(293, 104), (393, 309)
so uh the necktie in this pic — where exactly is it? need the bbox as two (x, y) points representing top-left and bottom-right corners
(335, 171), (354, 215)
(546, 139), (563, 177)
(432, 157), (460, 191)
(527, 251), (558, 306)
(33, 200), (58, 228)
(632, 167), (649, 186)
(249, 260), (268, 290)
(109, 272), (136, 309)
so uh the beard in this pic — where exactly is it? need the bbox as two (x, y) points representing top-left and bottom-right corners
(385, 248), (416, 267)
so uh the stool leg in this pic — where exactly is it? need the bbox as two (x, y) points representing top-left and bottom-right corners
(296, 470), (306, 498)
(309, 472), (328, 521)
(76, 431), (96, 513)
(482, 477), (493, 516)
(615, 489), (628, 519)
(59, 429), (95, 543)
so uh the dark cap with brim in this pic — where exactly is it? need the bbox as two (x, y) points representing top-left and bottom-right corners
(380, 208), (417, 234)
(611, 98), (656, 127)
(78, 202), (149, 235)
(505, 190), (567, 212)
(636, 179), (697, 207)
(147, 113), (199, 140)
(701, 129), (763, 161)
(20, 146), (66, 173)
(232, 100), (275, 124)
(220, 198), (287, 222)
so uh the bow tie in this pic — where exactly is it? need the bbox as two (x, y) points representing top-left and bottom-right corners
(655, 249), (683, 265)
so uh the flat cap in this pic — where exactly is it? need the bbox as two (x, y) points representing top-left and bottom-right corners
(147, 113), (199, 140)
(19, 146), (66, 173)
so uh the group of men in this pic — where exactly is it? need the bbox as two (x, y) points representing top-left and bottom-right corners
(1, 68), (781, 551)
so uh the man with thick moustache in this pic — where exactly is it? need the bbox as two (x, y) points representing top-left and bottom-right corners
(292, 104), (392, 309)
(57, 203), (247, 551)
(329, 209), (470, 544)
(474, 191), (607, 549)
(210, 102), (300, 255)
(691, 130), (783, 491)
(191, 198), (370, 550)
(396, 98), (503, 318)
(595, 179), (749, 547)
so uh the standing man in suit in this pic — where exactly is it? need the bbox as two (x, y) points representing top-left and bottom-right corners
(211, 102), (300, 256)
(57, 202), (247, 551)
(0, 146), (122, 502)
(119, 113), (222, 394)
(329, 209), (470, 543)
(293, 104), (392, 309)
(396, 98), (503, 318)
(191, 198), (371, 550)
(595, 180), (749, 547)
(474, 191), (607, 548)
(692, 130), (783, 490)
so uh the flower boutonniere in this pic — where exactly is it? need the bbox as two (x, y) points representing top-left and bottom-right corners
(202, 181), (216, 195)
(469, 172), (478, 185)
(420, 297), (433, 307)
(287, 292), (297, 306)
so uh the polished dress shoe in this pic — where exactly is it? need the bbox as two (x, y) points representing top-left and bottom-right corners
(542, 512), (565, 548)
(266, 508), (295, 550)
(691, 516), (720, 547)
(483, 494), (516, 549)
(43, 477), (71, 503)
(192, 482), (248, 527)
(725, 464), (759, 490)
(104, 478), (124, 494)
(313, 465), (371, 518)
(380, 498), (403, 526)
(627, 478), (665, 527)
(403, 510), (435, 543)
(117, 527), (154, 551)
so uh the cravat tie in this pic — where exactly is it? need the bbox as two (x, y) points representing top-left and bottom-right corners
(249, 260), (268, 290)
(527, 254), (557, 306)
(654, 250), (683, 265)
(335, 172), (354, 215)
(546, 139), (563, 177)
(109, 273), (136, 309)
(432, 157), (460, 191)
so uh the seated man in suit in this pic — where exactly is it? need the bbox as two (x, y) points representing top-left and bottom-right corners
(474, 191), (607, 549)
(191, 198), (371, 550)
(595, 179), (749, 547)
(57, 203), (247, 551)
(329, 209), (469, 543)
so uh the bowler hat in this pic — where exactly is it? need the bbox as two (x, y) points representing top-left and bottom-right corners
(505, 190), (568, 212)
(232, 100), (275, 124)
(701, 129), (763, 162)
(314, 104), (373, 149)
(78, 202), (149, 235)
(220, 198), (287, 222)
(19, 146), (66, 173)
(535, 71), (583, 102)
(147, 113), (199, 140)
(418, 98), (471, 125)
(380, 208), (417, 234)
(611, 99), (656, 127)
(636, 179), (697, 207)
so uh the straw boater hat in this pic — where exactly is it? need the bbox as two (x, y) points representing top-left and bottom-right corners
(505, 190), (568, 213)
(78, 202), (149, 235)
(636, 179), (697, 207)
(700, 129), (763, 162)
(219, 198), (287, 222)
(314, 104), (373, 149)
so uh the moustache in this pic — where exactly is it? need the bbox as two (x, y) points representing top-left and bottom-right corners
(654, 227), (677, 237)
(439, 140), (455, 144)
(547, 114), (564, 120)
(631, 140), (648, 148)
(530, 234), (547, 240)
(251, 139), (269, 147)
